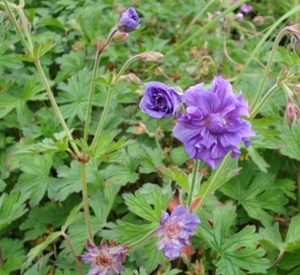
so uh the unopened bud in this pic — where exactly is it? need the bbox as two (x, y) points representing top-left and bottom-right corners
(112, 31), (129, 44)
(134, 121), (146, 135)
(294, 39), (300, 57)
(119, 73), (143, 85)
(97, 38), (105, 54)
(138, 52), (164, 64)
(126, 73), (143, 85)
(285, 98), (300, 129)
(236, 13), (244, 21)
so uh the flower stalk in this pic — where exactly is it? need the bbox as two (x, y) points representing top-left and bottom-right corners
(187, 160), (201, 208)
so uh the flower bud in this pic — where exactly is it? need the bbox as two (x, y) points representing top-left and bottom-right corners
(119, 73), (143, 85)
(236, 13), (244, 21)
(112, 31), (129, 44)
(294, 39), (300, 58)
(138, 52), (164, 64)
(285, 98), (300, 129)
(117, 7), (139, 33)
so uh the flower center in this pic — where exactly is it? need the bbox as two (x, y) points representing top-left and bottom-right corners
(155, 94), (166, 108)
(206, 113), (227, 133)
(167, 223), (180, 239)
(96, 254), (112, 267)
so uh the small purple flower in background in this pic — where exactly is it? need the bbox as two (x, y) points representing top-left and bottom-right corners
(236, 12), (244, 21)
(81, 240), (128, 275)
(139, 82), (184, 118)
(240, 4), (253, 14)
(156, 205), (200, 259)
(173, 76), (255, 170)
(117, 7), (139, 32)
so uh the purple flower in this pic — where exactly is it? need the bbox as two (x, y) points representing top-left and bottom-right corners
(240, 4), (253, 14)
(173, 76), (255, 170)
(81, 240), (128, 275)
(117, 7), (139, 32)
(156, 205), (200, 259)
(139, 82), (184, 118)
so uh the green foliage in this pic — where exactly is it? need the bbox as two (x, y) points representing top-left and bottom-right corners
(198, 203), (270, 274)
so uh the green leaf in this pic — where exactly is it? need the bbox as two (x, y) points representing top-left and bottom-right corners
(123, 184), (168, 223)
(0, 92), (18, 118)
(56, 68), (91, 122)
(198, 203), (269, 275)
(169, 146), (189, 166)
(23, 253), (52, 275)
(16, 154), (56, 207)
(139, 146), (163, 174)
(0, 190), (29, 230)
(219, 170), (288, 226)
(0, 238), (26, 274)
(160, 166), (189, 192)
(247, 145), (269, 173)
(23, 232), (62, 271)
(285, 215), (300, 251)
(259, 223), (285, 250)
(279, 124), (300, 161)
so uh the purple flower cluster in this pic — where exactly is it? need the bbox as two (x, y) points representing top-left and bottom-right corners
(139, 76), (255, 170)
(81, 240), (127, 275)
(156, 205), (200, 259)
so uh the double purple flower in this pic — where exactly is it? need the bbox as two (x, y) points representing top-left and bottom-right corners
(81, 240), (128, 275)
(156, 205), (200, 259)
(139, 82), (184, 118)
(173, 76), (255, 170)
(117, 7), (139, 33)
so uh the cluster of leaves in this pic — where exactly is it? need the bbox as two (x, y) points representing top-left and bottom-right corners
(1, 0), (300, 274)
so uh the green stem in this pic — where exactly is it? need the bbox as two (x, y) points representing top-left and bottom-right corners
(250, 28), (288, 114)
(273, 249), (285, 267)
(187, 160), (201, 208)
(129, 228), (157, 248)
(80, 163), (93, 242)
(89, 55), (140, 151)
(35, 60), (81, 156)
(234, 5), (300, 85)
(61, 232), (84, 275)
(18, 8), (33, 50)
(194, 153), (232, 212)
(250, 84), (279, 119)
(83, 28), (118, 142)
(3, 0), (31, 53)
(84, 51), (102, 142)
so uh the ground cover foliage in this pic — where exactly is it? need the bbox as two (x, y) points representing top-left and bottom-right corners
(1, 0), (300, 274)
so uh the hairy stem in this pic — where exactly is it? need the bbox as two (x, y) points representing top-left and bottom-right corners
(194, 153), (232, 212)
(35, 60), (81, 156)
(80, 163), (93, 242)
(188, 160), (201, 209)
(61, 232), (84, 275)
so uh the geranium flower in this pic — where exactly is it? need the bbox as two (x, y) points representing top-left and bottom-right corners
(81, 240), (128, 275)
(240, 4), (253, 14)
(173, 76), (255, 170)
(117, 7), (139, 32)
(139, 81), (184, 118)
(156, 205), (200, 259)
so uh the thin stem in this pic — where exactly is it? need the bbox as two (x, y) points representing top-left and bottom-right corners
(84, 51), (102, 142)
(250, 84), (279, 119)
(129, 228), (157, 248)
(250, 28), (288, 114)
(89, 55), (140, 151)
(234, 6), (300, 85)
(3, 0), (31, 53)
(90, 85), (113, 151)
(18, 8), (33, 50)
(61, 232), (84, 275)
(194, 153), (232, 212)
(273, 249), (285, 267)
(80, 163), (93, 242)
(35, 60), (81, 156)
(187, 160), (201, 208)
